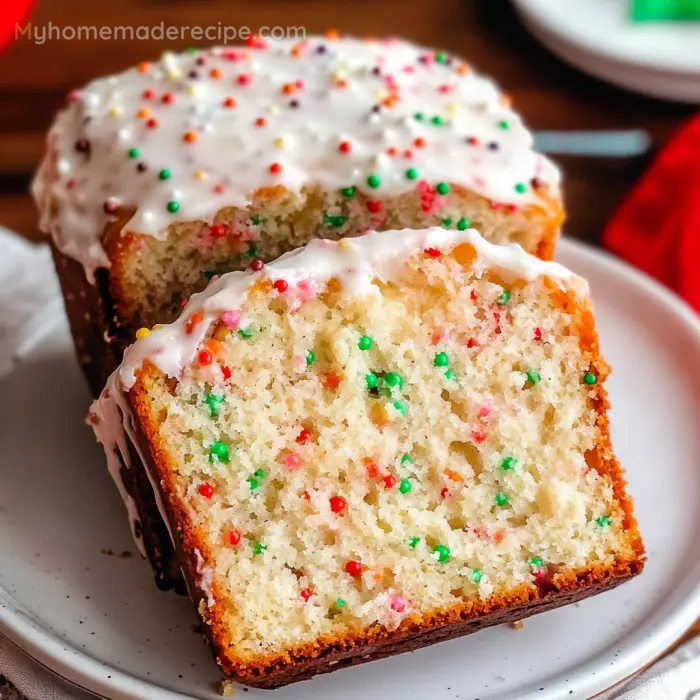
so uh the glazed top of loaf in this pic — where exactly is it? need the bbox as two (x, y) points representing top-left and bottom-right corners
(32, 35), (561, 278)
(109, 227), (580, 390)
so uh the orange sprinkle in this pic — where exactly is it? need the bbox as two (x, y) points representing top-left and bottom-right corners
(255, 117), (267, 128)
(185, 311), (204, 335)
(291, 45), (303, 57)
(205, 338), (221, 354)
(336, 78), (348, 88)
(137, 108), (151, 119)
(324, 371), (341, 389)
(210, 67), (222, 79)
(501, 94), (513, 108)
(386, 147), (398, 157)
(223, 97), (237, 108)
(282, 83), (296, 95)
(414, 137), (426, 149)
(183, 130), (198, 143)
(445, 468), (464, 483)
(325, 28), (340, 39)
(456, 64), (470, 76)
(137, 61), (150, 74)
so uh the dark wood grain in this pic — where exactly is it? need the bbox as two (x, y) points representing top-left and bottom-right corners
(0, 1), (696, 691)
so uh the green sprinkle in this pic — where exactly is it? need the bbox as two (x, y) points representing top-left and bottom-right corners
(128, 147), (140, 159)
(306, 350), (315, 365)
(496, 289), (511, 305)
(529, 556), (544, 570)
(409, 536), (421, 549)
(253, 542), (266, 555)
(457, 217), (471, 231)
(393, 400), (408, 416)
(414, 112), (424, 121)
(501, 456), (517, 471)
(495, 492), (509, 507)
(584, 372), (597, 385)
(525, 369), (541, 385)
(515, 182), (527, 194)
(367, 174), (382, 189)
(444, 369), (457, 382)
(436, 182), (450, 196)
(254, 468), (266, 479)
(405, 167), (419, 180)
(399, 478), (412, 494)
(384, 372), (403, 390)
(499, 120), (510, 130)
(187, 47), (198, 54)
(358, 335), (373, 351)
(401, 453), (413, 465)
(365, 373), (378, 389)
(435, 51), (449, 64)
(158, 168), (171, 180)
(434, 352), (449, 367)
(431, 115), (444, 126)
(243, 243), (258, 259)
(166, 201), (180, 213)
(325, 215), (345, 228)
(238, 328), (253, 339)
(209, 441), (229, 464)
(335, 597), (347, 609)
(248, 477), (260, 490)
(596, 515), (612, 528)
(204, 393), (225, 417)
(250, 215), (262, 225)
(442, 217), (453, 228)
(341, 186), (356, 199)
(471, 569), (483, 584)
(433, 545), (451, 563)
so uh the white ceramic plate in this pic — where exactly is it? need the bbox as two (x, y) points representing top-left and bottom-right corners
(2, 238), (700, 700)
(513, 0), (700, 102)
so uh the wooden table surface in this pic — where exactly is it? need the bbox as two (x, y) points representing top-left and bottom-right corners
(0, 0), (698, 693)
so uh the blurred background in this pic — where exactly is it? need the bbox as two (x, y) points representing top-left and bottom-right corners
(0, 0), (695, 243)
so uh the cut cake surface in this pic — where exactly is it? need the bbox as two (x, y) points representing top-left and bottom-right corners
(91, 227), (643, 687)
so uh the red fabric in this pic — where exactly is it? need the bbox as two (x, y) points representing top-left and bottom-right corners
(602, 114), (700, 314)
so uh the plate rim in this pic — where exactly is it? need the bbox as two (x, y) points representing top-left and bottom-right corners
(2, 236), (700, 700)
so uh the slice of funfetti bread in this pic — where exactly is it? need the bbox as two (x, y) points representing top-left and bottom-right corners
(90, 227), (644, 688)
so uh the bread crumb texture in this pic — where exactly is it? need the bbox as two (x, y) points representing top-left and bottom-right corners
(134, 246), (637, 664)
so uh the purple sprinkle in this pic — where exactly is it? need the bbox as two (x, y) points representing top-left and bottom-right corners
(196, 57), (206, 66)
(188, 70), (199, 79)
(372, 67), (381, 76)
(74, 139), (90, 154)
(487, 142), (500, 151)
(316, 45), (327, 54)
(136, 162), (148, 172)
(371, 105), (382, 114)
(289, 99), (300, 108)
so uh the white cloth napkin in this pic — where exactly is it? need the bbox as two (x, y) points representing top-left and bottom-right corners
(0, 226), (699, 700)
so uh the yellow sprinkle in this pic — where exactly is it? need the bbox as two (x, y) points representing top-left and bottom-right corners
(445, 103), (458, 114)
(332, 70), (346, 81)
(135, 327), (151, 339)
(186, 84), (197, 96)
(338, 238), (352, 250)
(373, 88), (389, 100)
(167, 68), (182, 79)
(108, 106), (122, 117)
(274, 137), (286, 149)
(153, 324), (164, 330)
(214, 327), (230, 342)
(194, 170), (208, 180)
(268, 105), (281, 115)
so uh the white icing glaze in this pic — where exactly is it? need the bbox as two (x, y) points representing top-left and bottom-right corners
(110, 227), (581, 389)
(32, 36), (560, 278)
(194, 549), (216, 609)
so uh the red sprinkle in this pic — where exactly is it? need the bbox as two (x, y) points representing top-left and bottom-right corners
(338, 141), (351, 154)
(414, 137), (426, 149)
(472, 430), (487, 443)
(269, 162), (282, 174)
(237, 74), (252, 85)
(146, 118), (158, 129)
(365, 459), (380, 478)
(466, 338), (478, 348)
(255, 117), (268, 128)
(210, 223), (229, 237)
(383, 474), (397, 490)
(249, 258), (264, 272)
(142, 89), (155, 99)
(296, 428), (311, 443)
(273, 279), (289, 293)
(198, 350), (213, 365)
(345, 560), (362, 577)
(440, 487), (449, 499)
(221, 366), (232, 380)
(161, 92), (174, 104)
(198, 483), (214, 498)
(228, 529), (241, 546)
(367, 201), (383, 213)
(324, 372), (341, 389)
(534, 327), (543, 341)
(424, 248), (442, 258)
(330, 496), (347, 513)
(300, 588), (313, 602)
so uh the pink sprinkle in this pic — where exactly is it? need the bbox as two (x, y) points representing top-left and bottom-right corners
(296, 279), (316, 303)
(284, 452), (301, 469)
(478, 402), (492, 418)
(221, 310), (241, 329)
(292, 355), (307, 373)
(431, 328), (450, 345)
(390, 594), (406, 613)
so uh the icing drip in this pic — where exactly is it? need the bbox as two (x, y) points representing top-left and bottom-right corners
(32, 37), (560, 279)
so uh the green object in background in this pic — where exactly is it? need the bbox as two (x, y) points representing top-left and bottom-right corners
(632, 0), (700, 21)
